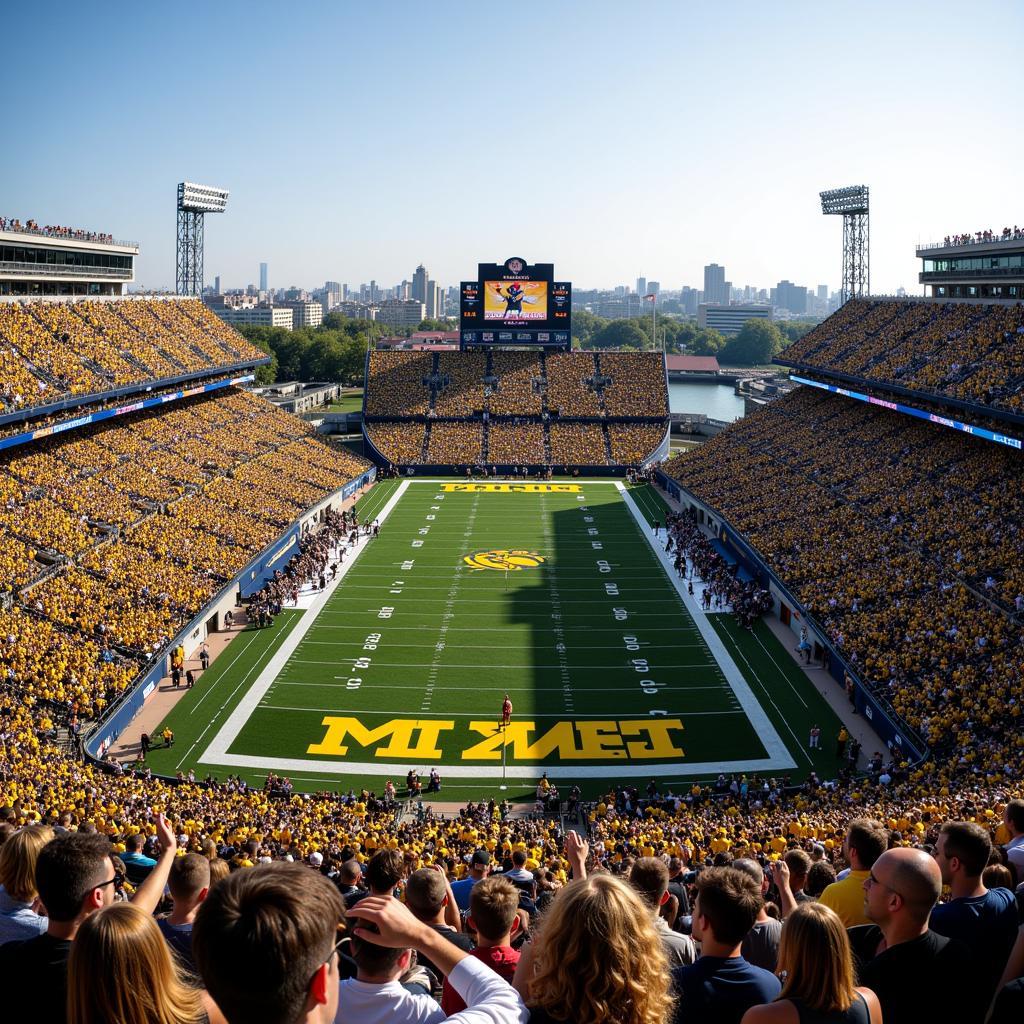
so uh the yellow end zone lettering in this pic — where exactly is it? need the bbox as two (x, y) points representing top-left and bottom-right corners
(307, 717), (685, 762)
(440, 483), (581, 493)
(307, 717), (455, 759)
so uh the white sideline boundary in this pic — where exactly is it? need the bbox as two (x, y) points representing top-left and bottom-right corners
(198, 480), (796, 779)
(199, 480), (411, 767)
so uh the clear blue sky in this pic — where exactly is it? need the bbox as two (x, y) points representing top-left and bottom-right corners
(5, 1), (1022, 295)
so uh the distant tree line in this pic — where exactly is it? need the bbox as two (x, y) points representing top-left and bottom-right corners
(572, 310), (817, 365)
(240, 313), (452, 385)
(241, 311), (818, 384)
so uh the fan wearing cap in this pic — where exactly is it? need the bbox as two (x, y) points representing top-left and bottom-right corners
(451, 850), (491, 913)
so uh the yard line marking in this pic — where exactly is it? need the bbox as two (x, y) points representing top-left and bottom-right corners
(616, 481), (795, 773)
(257, 704), (747, 718)
(199, 479), (411, 766)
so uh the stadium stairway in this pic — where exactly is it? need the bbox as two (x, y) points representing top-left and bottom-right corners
(421, 421), (433, 462)
(542, 423), (552, 463)
(481, 420), (490, 462)
(602, 424), (613, 464)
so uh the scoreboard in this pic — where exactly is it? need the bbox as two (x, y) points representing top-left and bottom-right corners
(460, 256), (571, 349)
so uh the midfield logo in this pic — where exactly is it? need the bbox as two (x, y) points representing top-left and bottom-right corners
(463, 549), (546, 571)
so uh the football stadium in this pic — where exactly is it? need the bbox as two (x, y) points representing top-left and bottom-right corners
(2, 20), (1024, 1019)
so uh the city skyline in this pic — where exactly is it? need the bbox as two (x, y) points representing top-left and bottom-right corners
(5, 1), (1022, 295)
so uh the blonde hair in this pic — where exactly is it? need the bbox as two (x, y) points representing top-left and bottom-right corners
(68, 903), (204, 1024)
(0, 825), (54, 902)
(207, 857), (230, 886)
(777, 902), (857, 1013)
(528, 874), (674, 1024)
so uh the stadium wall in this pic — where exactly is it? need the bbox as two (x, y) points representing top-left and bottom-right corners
(656, 470), (927, 762)
(84, 464), (376, 762)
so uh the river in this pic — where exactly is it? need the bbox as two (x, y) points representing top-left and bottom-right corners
(668, 380), (747, 421)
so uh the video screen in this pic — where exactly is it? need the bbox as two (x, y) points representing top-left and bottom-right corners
(483, 280), (548, 323)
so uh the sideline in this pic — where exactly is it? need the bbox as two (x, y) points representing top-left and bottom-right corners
(199, 480), (410, 766)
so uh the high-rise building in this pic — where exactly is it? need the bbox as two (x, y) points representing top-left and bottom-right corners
(636, 276), (647, 296)
(426, 280), (443, 319)
(703, 264), (728, 305)
(817, 284), (828, 302)
(775, 280), (808, 315)
(647, 281), (660, 297)
(259, 263), (268, 292)
(680, 286), (699, 315)
(214, 275), (221, 294)
(377, 299), (426, 327)
(412, 264), (428, 303)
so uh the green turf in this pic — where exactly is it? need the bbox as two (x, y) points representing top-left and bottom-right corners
(147, 480), (843, 798)
(324, 390), (364, 413)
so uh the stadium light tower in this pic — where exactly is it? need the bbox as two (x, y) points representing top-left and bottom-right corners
(819, 185), (869, 304)
(176, 182), (229, 296)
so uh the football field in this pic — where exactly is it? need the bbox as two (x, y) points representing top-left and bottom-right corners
(148, 479), (843, 798)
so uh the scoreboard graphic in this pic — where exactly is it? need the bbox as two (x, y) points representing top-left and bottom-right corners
(460, 257), (571, 349)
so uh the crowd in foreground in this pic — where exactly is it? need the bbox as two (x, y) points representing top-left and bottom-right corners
(0, 799), (1022, 1024)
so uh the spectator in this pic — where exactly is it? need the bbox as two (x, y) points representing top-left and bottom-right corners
(670, 867), (781, 1024)
(68, 902), (215, 1024)
(0, 825), (52, 945)
(516, 873), (674, 1024)
(503, 850), (534, 885)
(404, 867), (473, 998)
(442, 876), (521, 1014)
(782, 849), (813, 904)
(929, 821), (1018, 1001)
(848, 847), (979, 1023)
(666, 856), (692, 921)
(336, 858), (367, 910)
(1003, 799), (1024, 881)
(731, 859), (782, 972)
(157, 852), (211, 976)
(805, 861), (837, 899)
(451, 849), (491, 912)
(119, 831), (157, 885)
(194, 863), (352, 1024)
(628, 856), (696, 966)
(739, 902), (882, 1024)
(0, 815), (176, 1024)
(819, 820), (888, 927)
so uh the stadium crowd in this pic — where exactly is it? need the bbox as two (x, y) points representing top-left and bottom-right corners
(547, 423), (607, 465)
(0, 217), (116, 243)
(663, 385), (1024, 777)
(365, 350), (669, 468)
(0, 299), (264, 412)
(1, 387), (369, 713)
(781, 299), (1024, 414)
(427, 422), (484, 465)
(0, 742), (1022, 1024)
(941, 226), (1024, 246)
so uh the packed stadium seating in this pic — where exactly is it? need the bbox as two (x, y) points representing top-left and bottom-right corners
(0, 383), (369, 713)
(0, 299), (265, 414)
(662, 385), (1024, 770)
(364, 349), (668, 468)
(1, 300), (1022, 1024)
(780, 298), (1024, 416)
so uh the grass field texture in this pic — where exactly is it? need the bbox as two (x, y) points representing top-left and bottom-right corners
(147, 480), (842, 798)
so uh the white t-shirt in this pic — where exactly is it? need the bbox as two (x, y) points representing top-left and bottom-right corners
(336, 955), (527, 1024)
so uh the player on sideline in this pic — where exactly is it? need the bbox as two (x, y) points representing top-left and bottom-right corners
(502, 693), (513, 728)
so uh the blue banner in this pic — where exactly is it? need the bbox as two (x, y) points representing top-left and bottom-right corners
(0, 375), (255, 453)
(790, 375), (1022, 451)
